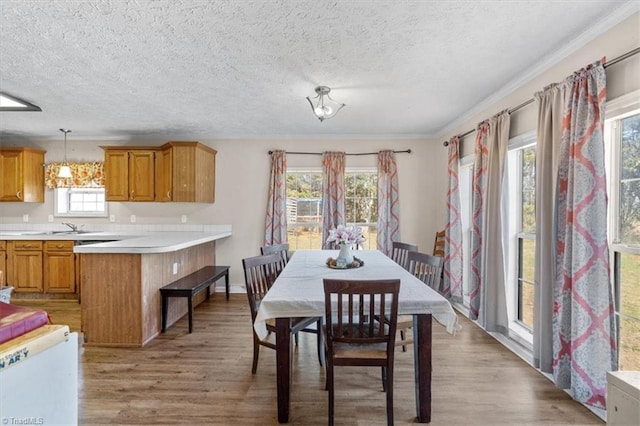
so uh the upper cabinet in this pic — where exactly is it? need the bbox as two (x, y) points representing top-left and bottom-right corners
(157, 142), (216, 203)
(0, 147), (46, 202)
(102, 142), (215, 203)
(103, 148), (156, 201)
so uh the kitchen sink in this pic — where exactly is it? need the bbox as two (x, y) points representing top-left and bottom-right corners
(42, 230), (102, 235)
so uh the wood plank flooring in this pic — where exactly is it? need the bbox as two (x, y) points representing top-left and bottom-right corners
(13, 297), (603, 425)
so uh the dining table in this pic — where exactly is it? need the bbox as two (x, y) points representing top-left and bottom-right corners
(253, 249), (458, 423)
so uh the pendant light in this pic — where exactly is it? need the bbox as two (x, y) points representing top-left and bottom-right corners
(58, 128), (72, 178)
(306, 86), (345, 122)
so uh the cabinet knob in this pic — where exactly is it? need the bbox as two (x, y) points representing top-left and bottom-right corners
(16, 190), (22, 199)
(167, 191), (171, 198)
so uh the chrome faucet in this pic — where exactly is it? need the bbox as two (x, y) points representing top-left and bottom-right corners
(62, 222), (78, 232)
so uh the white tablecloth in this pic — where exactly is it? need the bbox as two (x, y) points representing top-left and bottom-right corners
(254, 250), (459, 340)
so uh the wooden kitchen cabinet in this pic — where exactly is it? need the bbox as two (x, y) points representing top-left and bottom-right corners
(7, 240), (43, 293)
(103, 148), (155, 201)
(156, 142), (216, 203)
(44, 241), (76, 293)
(0, 148), (46, 202)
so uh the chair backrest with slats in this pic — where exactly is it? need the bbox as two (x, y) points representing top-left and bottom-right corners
(391, 241), (418, 270)
(433, 230), (445, 257)
(323, 279), (400, 347)
(407, 251), (444, 292)
(242, 253), (285, 322)
(260, 243), (290, 268)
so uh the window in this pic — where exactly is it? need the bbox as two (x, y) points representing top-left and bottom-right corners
(504, 133), (537, 345)
(606, 106), (640, 371)
(54, 188), (108, 217)
(458, 158), (473, 309)
(286, 170), (378, 250)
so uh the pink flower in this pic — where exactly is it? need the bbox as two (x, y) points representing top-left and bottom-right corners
(326, 225), (365, 246)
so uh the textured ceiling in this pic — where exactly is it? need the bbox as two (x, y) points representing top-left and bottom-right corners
(0, 0), (636, 141)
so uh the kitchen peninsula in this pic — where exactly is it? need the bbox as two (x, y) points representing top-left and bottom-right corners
(75, 230), (231, 347)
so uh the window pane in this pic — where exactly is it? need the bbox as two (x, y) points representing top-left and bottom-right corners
(521, 147), (536, 233)
(620, 114), (640, 245)
(618, 251), (640, 370)
(518, 238), (535, 329)
(286, 171), (377, 251)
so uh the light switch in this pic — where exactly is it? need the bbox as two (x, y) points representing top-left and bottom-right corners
(22, 214), (29, 222)
(130, 215), (136, 223)
(48, 214), (54, 222)
(109, 214), (116, 222)
(181, 215), (187, 223)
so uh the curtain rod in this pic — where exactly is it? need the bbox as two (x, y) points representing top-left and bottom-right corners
(267, 149), (412, 156)
(442, 46), (640, 146)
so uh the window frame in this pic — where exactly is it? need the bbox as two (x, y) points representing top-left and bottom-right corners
(285, 167), (378, 251)
(605, 90), (640, 370)
(53, 187), (108, 218)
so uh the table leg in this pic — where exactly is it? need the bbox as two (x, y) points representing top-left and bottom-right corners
(413, 314), (432, 423)
(276, 317), (292, 423)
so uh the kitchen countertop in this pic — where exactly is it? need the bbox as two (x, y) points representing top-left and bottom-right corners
(0, 230), (232, 254)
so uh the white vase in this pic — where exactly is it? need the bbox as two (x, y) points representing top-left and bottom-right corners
(337, 243), (353, 264)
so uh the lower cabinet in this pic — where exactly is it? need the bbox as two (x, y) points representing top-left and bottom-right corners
(7, 240), (43, 293)
(44, 241), (76, 293)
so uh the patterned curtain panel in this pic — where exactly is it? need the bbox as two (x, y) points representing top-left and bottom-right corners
(443, 136), (463, 302)
(552, 60), (616, 409)
(264, 150), (288, 246)
(469, 111), (510, 334)
(44, 162), (105, 189)
(376, 150), (400, 256)
(321, 152), (345, 249)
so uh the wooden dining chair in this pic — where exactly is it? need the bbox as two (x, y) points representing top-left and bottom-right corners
(260, 242), (290, 267)
(390, 241), (418, 270)
(242, 253), (323, 374)
(395, 251), (444, 352)
(433, 229), (445, 257)
(323, 278), (400, 426)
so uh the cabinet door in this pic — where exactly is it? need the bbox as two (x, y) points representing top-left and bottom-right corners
(0, 151), (23, 201)
(129, 150), (155, 201)
(44, 241), (76, 293)
(11, 251), (43, 293)
(104, 150), (129, 201)
(155, 147), (172, 202)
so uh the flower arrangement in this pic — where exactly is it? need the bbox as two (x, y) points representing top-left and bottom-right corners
(326, 224), (365, 247)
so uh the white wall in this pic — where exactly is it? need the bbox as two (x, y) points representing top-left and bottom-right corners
(0, 137), (448, 286)
(450, 11), (640, 157)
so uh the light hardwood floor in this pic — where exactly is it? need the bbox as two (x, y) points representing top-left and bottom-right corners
(14, 297), (603, 425)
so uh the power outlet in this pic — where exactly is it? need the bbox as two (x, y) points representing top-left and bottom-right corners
(172, 262), (178, 275)
(130, 215), (136, 223)
(109, 214), (116, 222)
(181, 215), (187, 223)
(47, 214), (54, 222)
(22, 214), (29, 222)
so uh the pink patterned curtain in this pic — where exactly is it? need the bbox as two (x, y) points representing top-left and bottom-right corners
(321, 152), (345, 249)
(552, 60), (616, 408)
(264, 150), (288, 246)
(44, 162), (104, 188)
(443, 137), (463, 302)
(469, 111), (510, 334)
(376, 150), (400, 256)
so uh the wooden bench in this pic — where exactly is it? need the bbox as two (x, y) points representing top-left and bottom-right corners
(160, 265), (230, 333)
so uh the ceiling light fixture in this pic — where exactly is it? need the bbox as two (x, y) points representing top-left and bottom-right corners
(306, 86), (345, 122)
(0, 92), (42, 111)
(58, 129), (72, 178)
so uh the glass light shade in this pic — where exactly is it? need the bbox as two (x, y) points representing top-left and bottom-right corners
(58, 165), (72, 178)
(306, 86), (345, 122)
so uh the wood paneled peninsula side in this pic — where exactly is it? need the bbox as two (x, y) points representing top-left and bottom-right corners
(75, 230), (231, 347)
